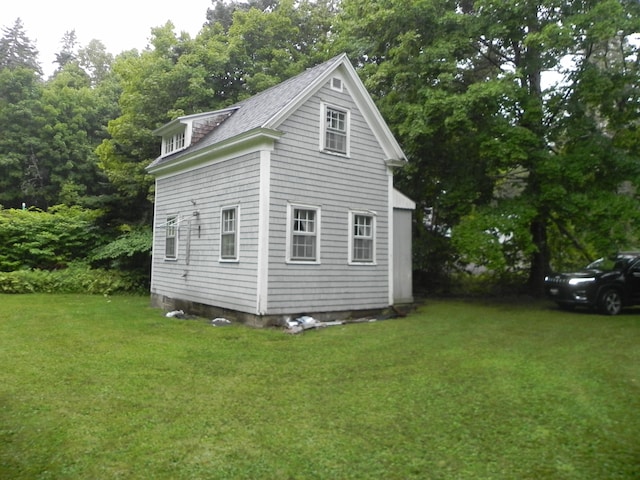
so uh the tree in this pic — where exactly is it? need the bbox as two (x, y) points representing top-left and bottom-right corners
(54, 30), (79, 72)
(0, 66), (47, 207)
(0, 18), (41, 73)
(97, 2), (336, 220)
(335, 0), (640, 294)
(78, 39), (114, 85)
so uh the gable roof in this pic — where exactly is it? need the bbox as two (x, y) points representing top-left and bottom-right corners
(147, 53), (406, 174)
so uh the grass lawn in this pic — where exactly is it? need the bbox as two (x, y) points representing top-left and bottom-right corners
(0, 294), (638, 479)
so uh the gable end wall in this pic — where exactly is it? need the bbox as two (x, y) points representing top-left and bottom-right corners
(266, 81), (390, 315)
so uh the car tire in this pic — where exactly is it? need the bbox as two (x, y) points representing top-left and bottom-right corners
(599, 289), (623, 315)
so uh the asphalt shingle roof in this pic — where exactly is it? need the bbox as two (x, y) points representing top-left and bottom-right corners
(148, 54), (345, 171)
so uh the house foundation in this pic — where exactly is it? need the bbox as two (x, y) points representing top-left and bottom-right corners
(150, 293), (412, 328)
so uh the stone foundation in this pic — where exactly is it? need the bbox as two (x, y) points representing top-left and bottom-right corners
(150, 293), (412, 328)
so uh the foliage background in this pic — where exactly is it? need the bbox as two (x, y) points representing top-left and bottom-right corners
(1, 0), (639, 294)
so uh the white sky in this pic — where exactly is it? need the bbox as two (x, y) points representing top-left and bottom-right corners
(3, 0), (213, 77)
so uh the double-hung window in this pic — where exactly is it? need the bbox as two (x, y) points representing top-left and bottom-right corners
(288, 205), (320, 263)
(165, 215), (178, 260)
(350, 212), (375, 264)
(220, 206), (239, 261)
(322, 104), (349, 155)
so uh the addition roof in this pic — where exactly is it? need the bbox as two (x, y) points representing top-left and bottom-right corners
(147, 53), (406, 173)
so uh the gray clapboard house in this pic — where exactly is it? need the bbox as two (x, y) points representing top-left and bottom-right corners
(146, 53), (415, 325)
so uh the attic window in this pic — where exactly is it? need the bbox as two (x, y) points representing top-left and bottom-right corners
(322, 104), (349, 156)
(163, 130), (186, 156)
(331, 77), (343, 92)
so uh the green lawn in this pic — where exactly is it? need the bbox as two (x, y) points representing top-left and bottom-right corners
(1, 294), (638, 479)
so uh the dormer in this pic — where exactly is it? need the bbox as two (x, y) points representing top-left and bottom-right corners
(153, 108), (237, 159)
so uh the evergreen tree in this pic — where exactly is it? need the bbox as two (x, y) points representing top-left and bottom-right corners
(0, 18), (41, 74)
(54, 30), (79, 72)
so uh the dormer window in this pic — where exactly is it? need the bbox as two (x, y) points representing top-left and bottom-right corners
(162, 130), (186, 156)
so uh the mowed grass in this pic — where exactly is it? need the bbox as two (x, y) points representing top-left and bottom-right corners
(0, 295), (638, 479)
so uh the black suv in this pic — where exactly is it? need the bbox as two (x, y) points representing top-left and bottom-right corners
(545, 252), (640, 315)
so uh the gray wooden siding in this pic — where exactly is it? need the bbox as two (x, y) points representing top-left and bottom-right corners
(393, 209), (413, 303)
(150, 153), (261, 314)
(267, 81), (390, 314)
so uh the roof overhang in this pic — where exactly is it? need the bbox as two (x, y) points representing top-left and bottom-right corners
(152, 108), (238, 136)
(147, 127), (283, 177)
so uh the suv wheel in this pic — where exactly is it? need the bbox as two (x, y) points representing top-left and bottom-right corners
(599, 289), (622, 315)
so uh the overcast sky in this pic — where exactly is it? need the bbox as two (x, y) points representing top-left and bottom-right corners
(3, 0), (213, 76)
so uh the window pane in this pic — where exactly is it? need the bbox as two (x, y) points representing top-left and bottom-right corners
(222, 208), (236, 233)
(293, 209), (315, 233)
(292, 235), (316, 260)
(353, 238), (372, 261)
(221, 234), (235, 258)
(176, 132), (185, 149)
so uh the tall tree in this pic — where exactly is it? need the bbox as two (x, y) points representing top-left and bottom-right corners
(78, 39), (114, 85)
(335, 0), (640, 293)
(97, 2), (336, 219)
(0, 18), (41, 73)
(54, 30), (79, 72)
(0, 66), (46, 207)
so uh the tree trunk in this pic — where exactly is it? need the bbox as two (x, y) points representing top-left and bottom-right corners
(528, 215), (549, 297)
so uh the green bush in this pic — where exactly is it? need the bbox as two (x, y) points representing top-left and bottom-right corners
(0, 263), (141, 294)
(89, 227), (152, 289)
(0, 205), (103, 271)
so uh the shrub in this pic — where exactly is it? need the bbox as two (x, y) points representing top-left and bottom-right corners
(0, 205), (103, 271)
(0, 263), (141, 294)
(89, 227), (152, 289)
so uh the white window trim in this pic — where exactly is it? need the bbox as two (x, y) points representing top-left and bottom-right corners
(286, 203), (321, 264)
(319, 103), (350, 157)
(219, 205), (240, 262)
(164, 214), (179, 261)
(348, 210), (377, 265)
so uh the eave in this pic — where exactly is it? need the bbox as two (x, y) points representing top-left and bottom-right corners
(147, 127), (283, 178)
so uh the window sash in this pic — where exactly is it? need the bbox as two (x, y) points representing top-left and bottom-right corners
(324, 107), (347, 154)
(291, 208), (317, 261)
(352, 214), (374, 262)
(221, 208), (237, 259)
(175, 131), (185, 149)
(165, 216), (178, 259)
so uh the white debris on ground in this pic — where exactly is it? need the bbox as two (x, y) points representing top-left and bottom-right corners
(211, 317), (232, 327)
(284, 316), (345, 334)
